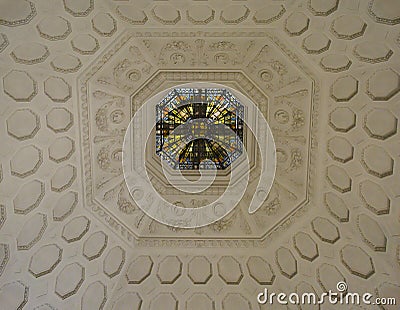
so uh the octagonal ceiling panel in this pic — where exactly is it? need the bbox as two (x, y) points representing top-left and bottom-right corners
(78, 30), (318, 243)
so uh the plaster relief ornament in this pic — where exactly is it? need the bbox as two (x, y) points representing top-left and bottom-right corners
(122, 83), (276, 228)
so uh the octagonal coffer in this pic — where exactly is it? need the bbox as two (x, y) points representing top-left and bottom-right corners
(156, 88), (244, 170)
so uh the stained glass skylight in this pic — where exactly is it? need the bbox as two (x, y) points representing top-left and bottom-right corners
(156, 88), (244, 170)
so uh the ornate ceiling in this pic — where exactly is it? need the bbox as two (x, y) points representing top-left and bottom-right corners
(0, 0), (399, 309)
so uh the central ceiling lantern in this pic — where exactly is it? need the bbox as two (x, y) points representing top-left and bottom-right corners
(156, 88), (244, 170)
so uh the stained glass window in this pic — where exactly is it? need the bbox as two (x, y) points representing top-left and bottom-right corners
(156, 88), (244, 170)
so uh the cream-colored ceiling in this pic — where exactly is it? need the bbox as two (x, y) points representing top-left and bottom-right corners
(0, 0), (399, 309)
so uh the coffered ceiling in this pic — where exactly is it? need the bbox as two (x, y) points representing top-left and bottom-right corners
(0, 0), (399, 309)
